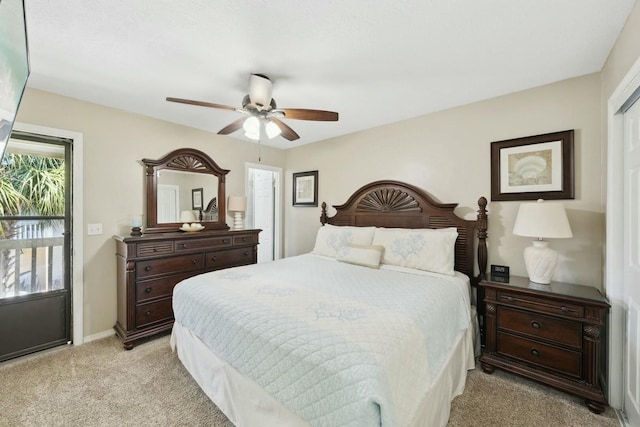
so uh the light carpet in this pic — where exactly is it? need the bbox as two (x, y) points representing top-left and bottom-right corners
(0, 334), (620, 426)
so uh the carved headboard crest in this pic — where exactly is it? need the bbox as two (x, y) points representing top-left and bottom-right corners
(357, 188), (421, 213)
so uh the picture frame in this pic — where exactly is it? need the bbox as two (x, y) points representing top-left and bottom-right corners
(0, 0), (31, 164)
(293, 170), (318, 207)
(191, 187), (203, 210)
(490, 130), (574, 201)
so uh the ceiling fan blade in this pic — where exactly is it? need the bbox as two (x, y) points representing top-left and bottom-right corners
(280, 108), (338, 121)
(217, 117), (246, 135)
(271, 118), (300, 141)
(166, 97), (237, 111)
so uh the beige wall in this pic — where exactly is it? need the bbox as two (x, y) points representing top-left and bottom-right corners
(285, 73), (604, 289)
(14, 88), (286, 337)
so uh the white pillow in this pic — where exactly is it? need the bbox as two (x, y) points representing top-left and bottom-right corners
(336, 244), (384, 269)
(311, 224), (376, 258)
(372, 227), (458, 275)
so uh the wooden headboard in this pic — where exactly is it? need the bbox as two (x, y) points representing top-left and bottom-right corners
(320, 180), (488, 286)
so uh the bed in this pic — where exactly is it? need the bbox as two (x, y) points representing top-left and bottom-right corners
(171, 180), (488, 426)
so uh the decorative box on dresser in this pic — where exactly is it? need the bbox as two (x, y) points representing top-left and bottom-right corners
(114, 229), (260, 349)
(479, 275), (610, 414)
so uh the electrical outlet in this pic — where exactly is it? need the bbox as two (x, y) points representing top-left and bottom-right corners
(87, 223), (103, 235)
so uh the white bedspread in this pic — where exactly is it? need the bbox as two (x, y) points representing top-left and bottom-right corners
(172, 254), (471, 427)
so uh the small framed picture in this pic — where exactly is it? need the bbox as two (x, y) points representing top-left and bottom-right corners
(490, 130), (574, 201)
(192, 187), (203, 210)
(293, 171), (318, 207)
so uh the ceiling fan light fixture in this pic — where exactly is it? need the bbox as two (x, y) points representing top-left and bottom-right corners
(265, 120), (282, 139)
(248, 74), (272, 110)
(243, 116), (260, 140)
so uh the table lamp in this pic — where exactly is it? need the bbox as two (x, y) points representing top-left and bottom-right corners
(512, 199), (573, 284)
(228, 195), (247, 230)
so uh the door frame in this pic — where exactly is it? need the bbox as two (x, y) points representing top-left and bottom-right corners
(245, 162), (283, 260)
(13, 122), (84, 346)
(606, 54), (640, 413)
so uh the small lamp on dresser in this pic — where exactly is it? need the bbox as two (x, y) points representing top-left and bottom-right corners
(228, 195), (247, 231)
(512, 199), (573, 284)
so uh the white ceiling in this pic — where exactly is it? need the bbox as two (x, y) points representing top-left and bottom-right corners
(24, 0), (636, 149)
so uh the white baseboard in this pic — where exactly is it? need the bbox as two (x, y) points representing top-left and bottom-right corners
(83, 329), (116, 343)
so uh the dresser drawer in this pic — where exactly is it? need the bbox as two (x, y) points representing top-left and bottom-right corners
(233, 233), (258, 246)
(137, 241), (174, 257)
(136, 254), (204, 279)
(497, 332), (582, 378)
(136, 298), (173, 328)
(206, 247), (255, 270)
(496, 291), (583, 318)
(136, 271), (194, 303)
(497, 307), (582, 349)
(175, 236), (232, 252)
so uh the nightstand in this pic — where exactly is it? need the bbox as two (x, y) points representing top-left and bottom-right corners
(479, 275), (610, 413)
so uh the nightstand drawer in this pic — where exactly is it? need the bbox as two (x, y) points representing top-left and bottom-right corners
(497, 307), (582, 349)
(497, 291), (583, 318)
(497, 332), (582, 378)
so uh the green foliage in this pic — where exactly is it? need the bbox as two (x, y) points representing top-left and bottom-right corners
(0, 153), (65, 217)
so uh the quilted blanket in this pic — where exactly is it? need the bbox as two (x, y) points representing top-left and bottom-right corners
(172, 254), (471, 427)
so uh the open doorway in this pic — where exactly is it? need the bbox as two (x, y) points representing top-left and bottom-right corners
(245, 163), (282, 263)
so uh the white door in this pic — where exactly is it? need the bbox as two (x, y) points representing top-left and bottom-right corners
(158, 184), (179, 223)
(623, 97), (640, 427)
(246, 164), (282, 263)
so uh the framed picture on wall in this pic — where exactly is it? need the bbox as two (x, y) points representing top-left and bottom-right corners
(293, 170), (318, 207)
(192, 187), (203, 210)
(490, 130), (575, 201)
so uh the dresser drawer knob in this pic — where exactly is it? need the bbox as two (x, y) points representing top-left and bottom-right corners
(223, 239), (229, 244)
(244, 251), (249, 256)
(530, 349), (540, 357)
(145, 310), (151, 317)
(531, 321), (540, 329)
(153, 247), (159, 252)
(192, 259), (198, 264)
(210, 256), (217, 262)
(561, 306), (568, 313)
(242, 237), (247, 241)
(144, 287), (152, 293)
(144, 266), (152, 272)
(504, 296), (514, 302)
(181, 243), (187, 248)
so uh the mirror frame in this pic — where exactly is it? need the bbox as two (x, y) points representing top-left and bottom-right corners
(142, 148), (230, 233)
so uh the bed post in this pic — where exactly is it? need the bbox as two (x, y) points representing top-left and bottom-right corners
(475, 196), (488, 283)
(320, 202), (328, 225)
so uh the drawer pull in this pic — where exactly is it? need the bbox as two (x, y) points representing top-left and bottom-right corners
(153, 247), (159, 252)
(144, 287), (152, 293)
(223, 239), (229, 244)
(244, 251), (249, 256)
(530, 321), (540, 329)
(561, 306), (568, 313)
(180, 243), (187, 248)
(144, 266), (152, 272)
(530, 349), (540, 357)
(504, 296), (514, 302)
(192, 259), (198, 264)
(242, 237), (247, 241)
(210, 256), (217, 262)
(145, 310), (151, 317)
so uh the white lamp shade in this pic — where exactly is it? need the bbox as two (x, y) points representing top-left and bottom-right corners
(248, 74), (272, 109)
(228, 195), (247, 212)
(265, 120), (282, 139)
(513, 199), (573, 239)
(180, 210), (196, 222)
(243, 116), (260, 140)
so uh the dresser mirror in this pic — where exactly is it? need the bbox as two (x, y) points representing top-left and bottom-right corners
(143, 148), (230, 233)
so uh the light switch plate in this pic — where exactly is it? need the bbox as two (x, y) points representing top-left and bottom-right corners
(87, 223), (103, 235)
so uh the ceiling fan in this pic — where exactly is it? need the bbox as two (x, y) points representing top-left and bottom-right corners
(166, 74), (339, 141)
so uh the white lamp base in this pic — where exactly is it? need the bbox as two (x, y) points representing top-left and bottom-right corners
(523, 240), (558, 284)
(233, 211), (244, 230)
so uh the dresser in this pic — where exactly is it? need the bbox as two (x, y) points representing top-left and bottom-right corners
(479, 276), (609, 413)
(114, 229), (260, 349)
